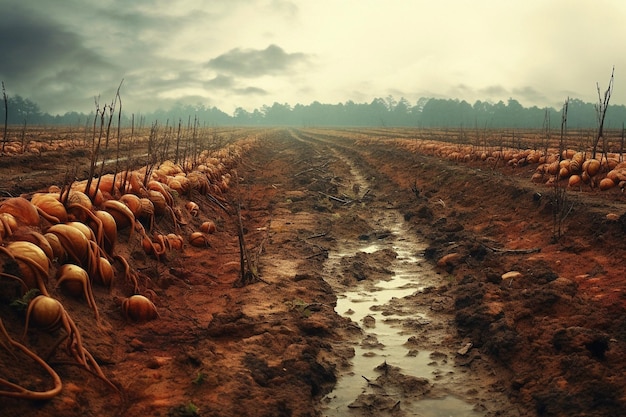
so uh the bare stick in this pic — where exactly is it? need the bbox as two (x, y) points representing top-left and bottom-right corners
(112, 83), (124, 194)
(592, 67), (614, 159)
(2, 81), (8, 154)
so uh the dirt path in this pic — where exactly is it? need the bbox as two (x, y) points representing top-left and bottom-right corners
(297, 135), (513, 416)
(1, 127), (626, 416)
(281, 130), (517, 416)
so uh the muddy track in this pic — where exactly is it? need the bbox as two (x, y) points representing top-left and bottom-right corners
(284, 128), (626, 417)
(264, 129), (516, 416)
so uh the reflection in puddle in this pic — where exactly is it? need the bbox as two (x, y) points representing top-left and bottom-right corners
(321, 209), (483, 417)
(358, 243), (380, 254)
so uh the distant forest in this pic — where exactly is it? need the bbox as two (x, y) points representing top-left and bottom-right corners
(3, 95), (626, 130)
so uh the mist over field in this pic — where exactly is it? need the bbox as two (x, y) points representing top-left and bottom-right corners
(3, 93), (626, 130)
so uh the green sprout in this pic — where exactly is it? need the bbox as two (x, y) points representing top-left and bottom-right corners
(9, 289), (40, 312)
(192, 371), (206, 386)
(285, 299), (312, 318)
(169, 402), (200, 417)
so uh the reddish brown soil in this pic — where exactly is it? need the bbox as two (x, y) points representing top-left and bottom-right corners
(0, 127), (625, 417)
(344, 130), (626, 417)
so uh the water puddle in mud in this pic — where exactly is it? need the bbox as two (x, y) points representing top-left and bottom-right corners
(320, 210), (482, 417)
(316, 146), (484, 416)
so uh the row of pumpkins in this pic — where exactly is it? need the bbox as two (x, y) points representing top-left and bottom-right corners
(530, 150), (626, 190)
(387, 138), (626, 191)
(0, 137), (256, 399)
(2, 140), (63, 155)
(2, 138), (255, 318)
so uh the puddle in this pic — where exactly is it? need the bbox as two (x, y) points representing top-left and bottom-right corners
(321, 214), (482, 416)
(320, 151), (483, 416)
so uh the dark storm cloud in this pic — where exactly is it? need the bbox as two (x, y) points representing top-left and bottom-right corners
(0, 2), (123, 114)
(0, 0), (226, 114)
(206, 44), (309, 77)
(0, 8), (108, 80)
(0, 6), (109, 79)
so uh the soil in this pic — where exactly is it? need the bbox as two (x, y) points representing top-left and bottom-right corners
(1, 127), (626, 417)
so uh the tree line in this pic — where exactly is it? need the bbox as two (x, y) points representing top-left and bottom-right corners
(3, 94), (626, 129)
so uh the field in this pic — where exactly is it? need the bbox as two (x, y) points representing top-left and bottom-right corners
(1, 126), (625, 417)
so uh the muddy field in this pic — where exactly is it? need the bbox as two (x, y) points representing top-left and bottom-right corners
(1, 127), (625, 417)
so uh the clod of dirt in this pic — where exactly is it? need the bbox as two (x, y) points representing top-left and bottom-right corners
(362, 314), (376, 328)
(347, 362), (432, 415)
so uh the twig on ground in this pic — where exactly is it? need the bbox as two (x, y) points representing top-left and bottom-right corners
(319, 191), (351, 204)
(305, 251), (328, 259)
(483, 244), (541, 254)
(306, 232), (328, 239)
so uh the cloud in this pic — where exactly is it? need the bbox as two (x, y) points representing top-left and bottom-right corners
(233, 86), (268, 96)
(511, 86), (549, 108)
(205, 75), (236, 89)
(203, 76), (268, 101)
(0, 6), (109, 80)
(0, 3), (123, 113)
(206, 44), (309, 77)
(478, 85), (509, 98)
(2, 0), (625, 117)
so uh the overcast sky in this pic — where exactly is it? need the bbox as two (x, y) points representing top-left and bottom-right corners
(1, 0), (625, 116)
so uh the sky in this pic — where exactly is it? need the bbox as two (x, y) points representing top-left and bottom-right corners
(1, 0), (625, 116)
